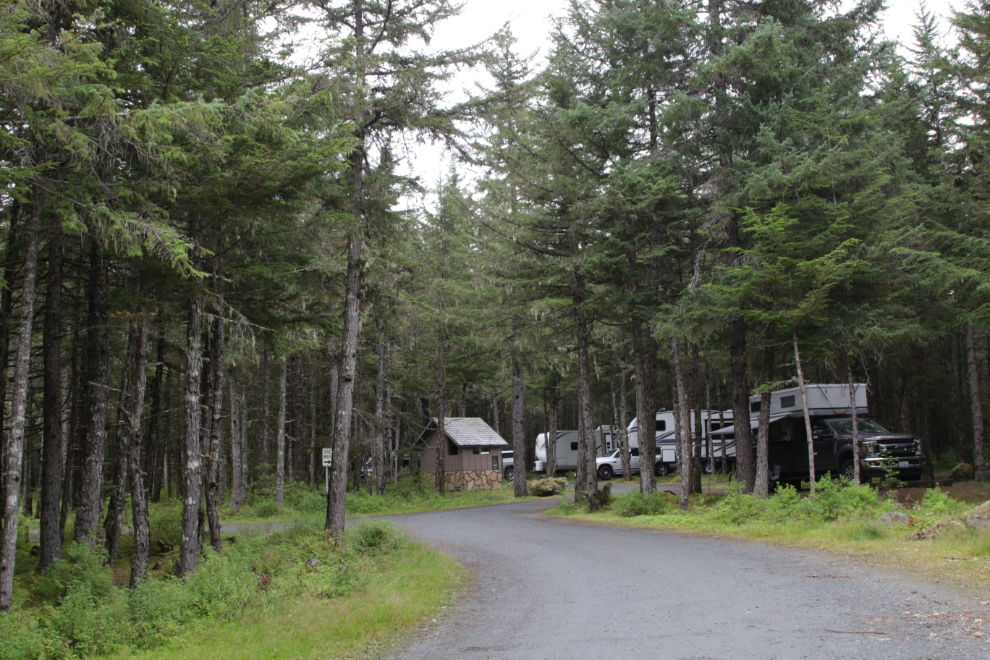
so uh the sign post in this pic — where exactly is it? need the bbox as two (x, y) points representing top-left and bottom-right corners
(322, 448), (333, 495)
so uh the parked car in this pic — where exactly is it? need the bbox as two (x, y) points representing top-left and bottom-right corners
(502, 450), (514, 481)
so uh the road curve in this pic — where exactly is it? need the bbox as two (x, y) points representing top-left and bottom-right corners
(388, 498), (989, 660)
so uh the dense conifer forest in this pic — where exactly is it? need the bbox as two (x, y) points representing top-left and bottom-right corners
(3, 0), (990, 606)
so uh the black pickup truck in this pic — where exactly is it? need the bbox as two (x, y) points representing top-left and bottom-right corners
(768, 416), (925, 486)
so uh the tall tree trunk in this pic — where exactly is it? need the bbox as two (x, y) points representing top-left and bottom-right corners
(610, 370), (627, 481)
(230, 366), (241, 508)
(276, 358), (288, 508)
(574, 287), (598, 503)
(74, 241), (109, 545)
(148, 315), (166, 503)
(435, 328), (447, 494)
(512, 336), (526, 497)
(617, 369), (631, 482)
(491, 394), (501, 436)
(966, 324), (987, 482)
(710, 0), (753, 492)
(847, 356), (861, 486)
(127, 316), (150, 587)
(103, 349), (131, 568)
(730, 328), (753, 492)
(671, 333), (691, 511)
(240, 372), (249, 495)
(259, 348), (272, 479)
(632, 321), (657, 494)
(547, 390), (558, 478)
(374, 339), (389, 496)
(326, 0), (367, 544)
(292, 356), (306, 482)
(692, 405), (704, 494)
(754, 345), (773, 498)
(60, 327), (80, 540)
(689, 348), (702, 494)
(0, 199), (21, 531)
(794, 333), (816, 494)
(205, 311), (224, 551)
(39, 215), (64, 570)
(178, 294), (204, 577)
(0, 193), (41, 612)
(719, 400), (728, 476)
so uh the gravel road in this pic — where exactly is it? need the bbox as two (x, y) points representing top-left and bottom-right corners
(388, 498), (990, 660)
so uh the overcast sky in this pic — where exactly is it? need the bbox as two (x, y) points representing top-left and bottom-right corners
(402, 0), (964, 203)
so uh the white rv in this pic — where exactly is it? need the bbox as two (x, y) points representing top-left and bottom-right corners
(626, 409), (737, 473)
(533, 428), (608, 473)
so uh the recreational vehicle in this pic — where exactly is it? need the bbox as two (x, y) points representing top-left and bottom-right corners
(533, 428), (608, 473)
(710, 384), (926, 484)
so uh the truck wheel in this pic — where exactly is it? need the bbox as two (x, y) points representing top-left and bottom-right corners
(504, 466), (514, 482)
(655, 462), (669, 477)
(598, 465), (613, 481)
(841, 460), (855, 482)
(702, 461), (713, 475)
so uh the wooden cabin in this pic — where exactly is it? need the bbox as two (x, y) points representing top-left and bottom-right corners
(418, 418), (508, 491)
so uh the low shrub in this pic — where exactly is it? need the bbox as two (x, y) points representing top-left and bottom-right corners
(611, 492), (676, 518)
(350, 519), (404, 554)
(932, 449), (959, 473)
(252, 500), (280, 519)
(296, 491), (328, 515)
(529, 478), (568, 497)
(804, 475), (884, 522)
(710, 492), (767, 524)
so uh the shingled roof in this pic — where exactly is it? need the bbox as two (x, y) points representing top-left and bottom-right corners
(425, 417), (508, 448)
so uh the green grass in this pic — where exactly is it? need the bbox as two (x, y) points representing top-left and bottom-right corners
(4, 520), (467, 660)
(345, 477), (536, 516)
(109, 539), (467, 660)
(547, 479), (990, 588)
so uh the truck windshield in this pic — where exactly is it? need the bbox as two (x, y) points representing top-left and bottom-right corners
(828, 419), (889, 435)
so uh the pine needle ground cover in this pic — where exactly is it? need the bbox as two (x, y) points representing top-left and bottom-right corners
(547, 480), (990, 589)
(2, 521), (467, 660)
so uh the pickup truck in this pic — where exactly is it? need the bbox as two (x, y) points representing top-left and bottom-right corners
(595, 447), (671, 480)
(770, 416), (925, 485)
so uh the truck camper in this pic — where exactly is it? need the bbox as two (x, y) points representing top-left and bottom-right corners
(710, 384), (925, 484)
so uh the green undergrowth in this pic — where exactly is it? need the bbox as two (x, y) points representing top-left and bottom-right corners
(547, 478), (990, 585)
(345, 474), (535, 516)
(2, 520), (466, 660)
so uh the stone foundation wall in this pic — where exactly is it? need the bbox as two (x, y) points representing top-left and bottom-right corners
(444, 470), (501, 492)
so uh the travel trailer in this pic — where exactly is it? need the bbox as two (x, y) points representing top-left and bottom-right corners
(533, 428), (609, 473)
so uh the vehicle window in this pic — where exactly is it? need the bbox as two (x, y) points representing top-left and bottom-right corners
(631, 448), (639, 457)
(570, 442), (578, 451)
(828, 419), (889, 435)
(812, 423), (830, 436)
(768, 423), (784, 443)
